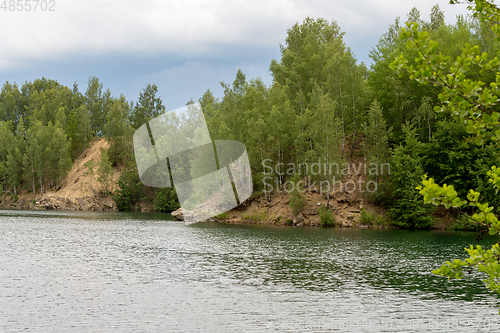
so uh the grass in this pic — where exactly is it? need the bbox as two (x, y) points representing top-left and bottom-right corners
(242, 211), (268, 222)
(317, 206), (337, 227)
(359, 207), (388, 227)
(216, 212), (229, 219)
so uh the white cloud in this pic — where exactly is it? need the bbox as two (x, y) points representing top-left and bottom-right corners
(0, 0), (471, 71)
(0, 0), (474, 108)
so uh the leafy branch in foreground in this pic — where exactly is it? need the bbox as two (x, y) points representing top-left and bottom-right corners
(391, 0), (500, 312)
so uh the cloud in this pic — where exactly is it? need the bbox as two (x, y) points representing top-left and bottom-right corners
(0, 0), (471, 71)
(137, 59), (273, 110)
(0, 0), (473, 108)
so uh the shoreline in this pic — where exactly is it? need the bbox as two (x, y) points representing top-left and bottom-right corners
(1, 188), (452, 230)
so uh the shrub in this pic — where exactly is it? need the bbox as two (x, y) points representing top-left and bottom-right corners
(360, 207), (388, 227)
(450, 214), (482, 231)
(242, 212), (267, 222)
(113, 161), (144, 212)
(388, 124), (434, 229)
(289, 175), (307, 215)
(216, 212), (229, 219)
(318, 206), (336, 227)
(153, 187), (180, 213)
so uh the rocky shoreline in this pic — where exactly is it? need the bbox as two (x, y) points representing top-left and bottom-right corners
(0, 189), (374, 229)
(0, 194), (118, 212)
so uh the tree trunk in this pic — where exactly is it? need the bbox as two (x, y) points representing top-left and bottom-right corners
(339, 85), (345, 156)
(31, 151), (35, 196)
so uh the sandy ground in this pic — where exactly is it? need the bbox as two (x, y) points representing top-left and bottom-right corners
(44, 137), (121, 200)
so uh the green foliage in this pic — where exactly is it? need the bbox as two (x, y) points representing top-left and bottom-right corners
(85, 76), (105, 137)
(153, 187), (180, 213)
(359, 207), (387, 226)
(104, 97), (133, 166)
(450, 214), (482, 231)
(130, 83), (165, 129)
(361, 100), (392, 203)
(242, 211), (267, 222)
(391, 0), (500, 312)
(113, 161), (144, 212)
(216, 212), (229, 219)
(85, 159), (94, 177)
(361, 100), (392, 167)
(317, 206), (336, 227)
(288, 175), (307, 215)
(67, 105), (91, 159)
(369, 4), (500, 141)
(422, 120), (500, 206)
(387, 124), (435, 228)
(97, 148), (113, 197)
(203, 17), (367, 195)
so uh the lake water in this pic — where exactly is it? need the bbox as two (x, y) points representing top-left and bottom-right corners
(0, 209), (499, 332)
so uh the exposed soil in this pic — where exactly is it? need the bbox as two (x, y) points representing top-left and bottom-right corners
(0, 138), (121, 211)
(1, 135), (453, 228)
(219, 135), (390, 228)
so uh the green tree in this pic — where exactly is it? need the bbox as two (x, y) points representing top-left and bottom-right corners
(391, 0), (500, 311)
(361, 100), (392, 184)
(6, 150), (19, 195)
(388, 124), (434, 228)
(113, 159), (144, 211)
(85, 76), (104, 136)
(104, 96), (133, 165)
(0, 82), (23, 126)
(67, 105), (91, 159)
(367, 5), (499, 140)
(153, 188), (180, 213)
(97, 148), (113, 197)
(270, 17), (365, 160)
(130, 83), (165, 129)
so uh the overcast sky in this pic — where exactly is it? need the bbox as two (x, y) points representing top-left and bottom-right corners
(0, 0), (471, 110)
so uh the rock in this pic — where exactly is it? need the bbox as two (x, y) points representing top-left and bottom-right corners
(292, 213), (304, 225)
(171, 208), (186, 221)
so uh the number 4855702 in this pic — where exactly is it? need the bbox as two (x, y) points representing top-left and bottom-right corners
(1, 0), (56, 11)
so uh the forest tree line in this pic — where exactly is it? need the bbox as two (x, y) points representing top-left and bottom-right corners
(0, 4), (498, 228)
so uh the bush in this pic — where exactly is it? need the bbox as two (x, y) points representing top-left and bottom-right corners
(216, 212), (229, 219)
(387, 124), (434, 229)
(318, 206), (336, 227)
(113, 161), (144, 211)
(450, 214), (482, 231)
(359, 207), (373, 225)
(242, 211), (267, 222)
(359, 207), (387, 227)
(289, 175), (307, 215)
(153, 187), (180, 213)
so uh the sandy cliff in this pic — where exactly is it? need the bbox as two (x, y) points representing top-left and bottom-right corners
(0, 138), (121, 211)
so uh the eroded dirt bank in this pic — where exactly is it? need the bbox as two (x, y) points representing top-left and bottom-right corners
(0, 138), (120, 212)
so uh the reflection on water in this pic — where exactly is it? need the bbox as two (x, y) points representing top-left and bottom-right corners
(0, 210), (499, 332)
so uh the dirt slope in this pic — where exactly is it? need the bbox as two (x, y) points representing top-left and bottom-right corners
(49, 138), (120, 200)
(1, 138), (122, 211)
(221, 135), (386, 227)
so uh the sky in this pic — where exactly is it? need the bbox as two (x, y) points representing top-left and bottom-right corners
(0, 0), (472, 111)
